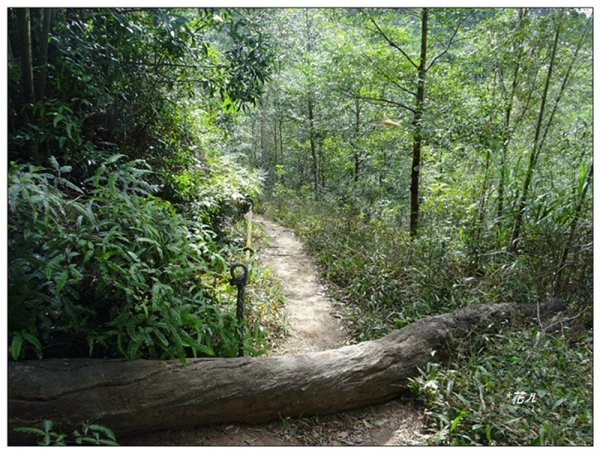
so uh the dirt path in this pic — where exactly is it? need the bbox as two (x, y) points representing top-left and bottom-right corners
(254, 215), (348, 355)
(122, 215), (429, 446)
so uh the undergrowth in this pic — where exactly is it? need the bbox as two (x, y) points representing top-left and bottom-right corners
(8, 154), (270, 362)
(260, 194), (592, 446)
(409, 325), (592, 445)
(226, 219), (288, 351)
(261, 196), (591, 341)
(14, 420), (118, 446)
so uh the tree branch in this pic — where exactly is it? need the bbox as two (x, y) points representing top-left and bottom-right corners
(383, 73), (417, 98)
(361, 95), (416, 114)
(338, 87), (416, 114)
(426, 12), (471, 71)
(365, 57), (418, 98)
(367, 15), (419, 69)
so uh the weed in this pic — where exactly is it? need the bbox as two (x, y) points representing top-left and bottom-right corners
(14, 420), (118, 446)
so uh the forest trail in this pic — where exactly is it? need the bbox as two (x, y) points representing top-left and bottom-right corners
(124, 215), (429, 446)
(254, 215), (348, 355)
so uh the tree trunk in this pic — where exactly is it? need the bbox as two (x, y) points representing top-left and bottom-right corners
(272, 116), (278, 167)
(250, 118), (257, 164)
(409, 8), (428, 238)
(353, 97), (361, 183)
(475, 148), (492, 245)
(33, 8), (52, 102)
(8, 301), (562, 444)
(279, 119), (284, 166)
(308, 97), (320, 200)
(497, 8), (528, 225)
(16, 7), (39, 162)
(16, 8), (35, 105)
(260, 105), (267, 164)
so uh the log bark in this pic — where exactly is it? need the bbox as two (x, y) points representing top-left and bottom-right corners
(8, 301), (562, 444)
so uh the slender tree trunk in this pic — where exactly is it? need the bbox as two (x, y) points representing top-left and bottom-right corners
(8, 14), (17, 136)
(353, 97), (361, 183)
(308, 97), (320, 200)
(409, 8), (428, 238)
(273, 116), (278, 167)
(319, 142), (326, 190)
(497, 8), (527, 224)
(17, 8), (35, 105)
(251, 118), (257, 165)
(260, 106), (267, 165)
(32, 8), (52, 102)
(475, 149), (492, 245)
(302, 9), (319, 200)
(16, 8), (39, 162)
(511, 13), (562, 249)
(279, 119), (284, 165)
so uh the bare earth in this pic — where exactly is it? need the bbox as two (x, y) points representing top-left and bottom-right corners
(122, 215), (429, 446)
(255, 215), (348, 355)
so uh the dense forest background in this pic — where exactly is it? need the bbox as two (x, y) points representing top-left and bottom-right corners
(7, 7), (592, 445)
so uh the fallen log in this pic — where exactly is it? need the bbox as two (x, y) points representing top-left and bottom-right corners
(8, 301), (562, 444)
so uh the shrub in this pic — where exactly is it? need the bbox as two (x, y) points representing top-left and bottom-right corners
(8, 155), (260, 362)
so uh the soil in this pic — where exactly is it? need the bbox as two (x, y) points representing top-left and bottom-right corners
(254, 215), (348, 355)
(122, 215), (430, 446)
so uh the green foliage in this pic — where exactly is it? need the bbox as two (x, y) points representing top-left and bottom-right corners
(262, 196), (587, 343)
(8, 155), (263, 362)
(8, 8), (274, 185)
(408, 327), (592, 445)
(14, 420), (118, 446)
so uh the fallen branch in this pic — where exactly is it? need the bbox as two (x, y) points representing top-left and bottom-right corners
(8, 301), (563, 444)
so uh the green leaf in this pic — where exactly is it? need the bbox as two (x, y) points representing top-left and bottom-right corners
(42, 419), (54, 433)
(552, 398), (567, 410)
(22, 332), (42, 354)
(485, 425), (492, 444)
(450, 410), (466, 433)
(55, 269), (70, 294)
(44, 253), (66, 280)
(154, 329), (170, 348)
(86, 424), (117, 441)
(10, 334), (23, 360)
(52, 113), (64, 127)
(105, 154), (125, 164)
(13, 427), (47, 436)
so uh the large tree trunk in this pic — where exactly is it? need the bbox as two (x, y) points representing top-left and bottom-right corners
(8, 301), (562, 444)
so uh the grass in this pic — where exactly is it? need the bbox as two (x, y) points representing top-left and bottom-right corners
(409, 324), (592, 445)
(258, 196), (593, 446)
